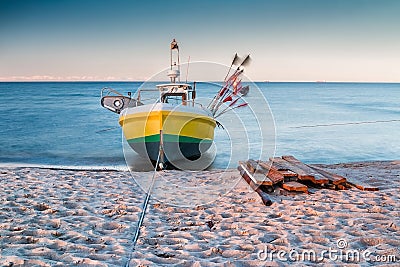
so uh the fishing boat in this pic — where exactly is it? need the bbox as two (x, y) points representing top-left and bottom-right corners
(101, 39), (250, 169)
(101, 39), (216, 169)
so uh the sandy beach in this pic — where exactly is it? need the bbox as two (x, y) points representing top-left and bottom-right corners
(1, 161), (399, 266)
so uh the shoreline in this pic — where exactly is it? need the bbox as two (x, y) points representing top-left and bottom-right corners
(1, 160), (399, 266)
(0, 163), (129, 172)
(0, 158), (399, 171)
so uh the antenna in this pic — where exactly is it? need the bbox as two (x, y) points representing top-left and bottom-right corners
(185, 56), (191, 83)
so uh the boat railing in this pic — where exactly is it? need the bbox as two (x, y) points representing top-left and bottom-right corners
(101, 87), (126, 98)
(102, 87), (206, 109)
(136, 88), (160, 103)
(181, 100), (205, 108)
(100, 87), (144, 113)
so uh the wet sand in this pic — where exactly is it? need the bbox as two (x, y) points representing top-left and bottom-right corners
(0, 161), (399, 266)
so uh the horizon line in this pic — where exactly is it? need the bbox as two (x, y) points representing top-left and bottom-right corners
(0, 80), (399, 84)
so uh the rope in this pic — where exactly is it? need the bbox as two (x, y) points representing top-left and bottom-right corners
(125, 151), (162, 267)
(290, 119), (400, 129)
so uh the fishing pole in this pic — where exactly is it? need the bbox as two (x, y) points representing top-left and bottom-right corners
(214, 103), (248, 118)
(214, 93), (247, 118)
(208, 82), (229, 111)
(207, 79), (232, 110)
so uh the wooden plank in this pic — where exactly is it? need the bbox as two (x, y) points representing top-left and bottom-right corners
(259, 161), (296, 182)
(253, 173), (273, 186)
(310, 165), (378, 191)
(268, 157), (300, 171)
(257, 160), (273, 170)
(336, 184), (347, 190)
(282, 181), (308, 193)
(254, 161), (284, 184)
(281, 156), (329, 185)
(237, 163), (273, 206)
(269, 157), (316, 182)
(308, 165), (347, 185)
(244, 160), (274, 186)
(266, 168), (285, 184)
(306, 164), (377, 191)
(246, 159), (259, 173)
(278, 170), (298, 178)
(346, 181), (379, 191)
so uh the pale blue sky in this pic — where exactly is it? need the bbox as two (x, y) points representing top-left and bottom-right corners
(0, 0), (399, 81)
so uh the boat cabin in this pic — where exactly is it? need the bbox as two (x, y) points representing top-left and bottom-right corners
(136, 40), (197, 106)
(157, 83), (196, 105)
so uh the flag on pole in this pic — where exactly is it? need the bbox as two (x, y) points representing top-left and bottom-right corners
(233, 79), (242, 95)
(223, 95), (232, 102)
(218, 86), (228, 96)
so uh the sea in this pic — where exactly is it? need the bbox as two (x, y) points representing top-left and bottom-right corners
(0, 82), (399, 170)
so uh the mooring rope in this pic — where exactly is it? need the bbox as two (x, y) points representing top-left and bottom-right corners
(290, 119), (400, 129)
(125, 151), (161, 267)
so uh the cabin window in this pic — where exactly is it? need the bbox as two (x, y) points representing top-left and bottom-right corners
(161, 93), (187, 105)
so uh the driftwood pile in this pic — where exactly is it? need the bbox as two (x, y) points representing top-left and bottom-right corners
(238, 155), (379, 206)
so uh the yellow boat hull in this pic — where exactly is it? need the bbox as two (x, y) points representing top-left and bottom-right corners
(119, 104), (216, 164)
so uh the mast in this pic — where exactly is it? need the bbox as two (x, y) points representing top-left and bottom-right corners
(168, 39), (180, 83)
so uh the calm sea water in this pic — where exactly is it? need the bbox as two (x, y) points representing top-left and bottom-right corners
(0, 82), (399, 169)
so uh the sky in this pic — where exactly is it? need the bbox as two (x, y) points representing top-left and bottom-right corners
(0, 0), (399, 82)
